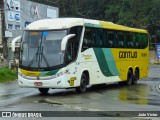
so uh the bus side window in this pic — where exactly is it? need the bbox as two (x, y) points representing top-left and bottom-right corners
(133, 33), (139, 48)
(94, 29), (103, 47)
(136, 33), (143, 48)
(126, 32), (133, 48)
(107, 31), (114, 48)
(141, 33), (148, 48)
(104, 30), (108, 47)
(117, 32), (125, 48)
(131, 33), (139, 48)
(66, 26), (82, 63)
(114, 32), (118, 48)
(82, 27), (93, 51)
(66, 40), (73, 62)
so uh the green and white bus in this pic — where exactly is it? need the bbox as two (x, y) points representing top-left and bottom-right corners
(18, 18), (149, 94)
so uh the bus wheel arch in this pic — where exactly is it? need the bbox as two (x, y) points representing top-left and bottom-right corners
(132, 67), (139, 85)
(76, 70), (90, 93)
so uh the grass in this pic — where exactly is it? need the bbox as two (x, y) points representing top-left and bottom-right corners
(0, 67), (17, 83)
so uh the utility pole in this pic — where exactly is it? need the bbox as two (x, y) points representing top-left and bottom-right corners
(1, 0), (8, 66)
(0, 2), (2, 47)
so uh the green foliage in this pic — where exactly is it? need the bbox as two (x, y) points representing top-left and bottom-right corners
(29, 0), (160, 34)
(104, 0), (152, 28)
(0, 68), (17, 83)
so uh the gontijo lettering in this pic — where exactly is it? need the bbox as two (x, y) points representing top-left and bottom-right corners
(119, 51), (137, 58)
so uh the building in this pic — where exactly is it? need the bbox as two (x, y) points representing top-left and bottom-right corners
(0, 0), (59, 63)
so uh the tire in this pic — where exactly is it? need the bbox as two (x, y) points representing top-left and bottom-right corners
(132, 70), (139, 85)
(118, 70), (133, 86)
(38, 88), (49, 94)
(126, 70), (133, 86)
(76, 73), (87, 93)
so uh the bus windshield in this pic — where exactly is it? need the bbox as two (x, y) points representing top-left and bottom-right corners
(20, 30), (67, 68)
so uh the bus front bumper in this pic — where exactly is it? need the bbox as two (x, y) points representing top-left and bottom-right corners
(18, 75), (72, 89)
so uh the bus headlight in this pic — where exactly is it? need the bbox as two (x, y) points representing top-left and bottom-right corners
(51, 70), (68, 79)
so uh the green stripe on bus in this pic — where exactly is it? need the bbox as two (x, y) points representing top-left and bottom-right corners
(84, 23), (102, 28)
(102, 48), (120, 76)
(46, 69), (60, 76)
(93, 48), (113, 76)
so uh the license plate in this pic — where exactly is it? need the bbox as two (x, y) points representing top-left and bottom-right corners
(34, 82), (42, 86)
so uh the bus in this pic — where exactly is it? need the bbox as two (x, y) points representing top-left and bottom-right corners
(18, 18), (149, 94)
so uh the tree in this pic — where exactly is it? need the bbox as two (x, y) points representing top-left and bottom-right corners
(29, 0), (160, 35)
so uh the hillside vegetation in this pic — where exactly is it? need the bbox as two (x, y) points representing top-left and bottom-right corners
(31, 0), (160, 28)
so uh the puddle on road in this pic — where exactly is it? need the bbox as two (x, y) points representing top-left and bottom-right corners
(119, 84), (148, 105)
(0, 94), (14, 100)
(118, 82), (160, 106)
(37, 81), (160, 108)
(0, 93), (26, 100)
(4, 77), (158, 110)
(36, 79), (160, 107)
(145, 77), (160, 81)
(0, 90), (33, 100)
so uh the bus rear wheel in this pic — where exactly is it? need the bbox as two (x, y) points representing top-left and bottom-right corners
(76, 73), (87, 93)
(38, 88), (49, 94)
(132, 70), (139, 85)
(126, 70), (133, 86)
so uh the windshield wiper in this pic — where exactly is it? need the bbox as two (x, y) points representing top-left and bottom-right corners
(38, 45), (50, 67)
(28, 37), (50, 68)
(28, 45), (40, 67)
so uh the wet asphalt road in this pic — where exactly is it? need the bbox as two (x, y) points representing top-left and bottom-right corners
(0, 65), (160, 120)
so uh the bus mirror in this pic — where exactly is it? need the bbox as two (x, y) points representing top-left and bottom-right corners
(11, 36), (21, 52)
(61, 34), (75, 51)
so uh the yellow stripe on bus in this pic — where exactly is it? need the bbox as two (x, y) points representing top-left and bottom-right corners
(20, 69), (40, 76)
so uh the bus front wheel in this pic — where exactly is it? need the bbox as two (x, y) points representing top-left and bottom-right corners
(38, 88), (49, 94)
(76, 73), (87, 93)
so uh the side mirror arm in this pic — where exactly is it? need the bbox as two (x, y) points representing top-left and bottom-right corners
(61, 34), (75, 51)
